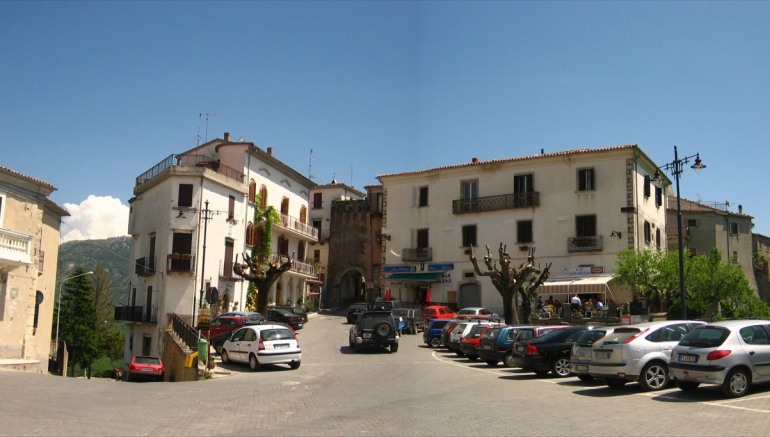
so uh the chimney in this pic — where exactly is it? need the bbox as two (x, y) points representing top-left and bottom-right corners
(267, 147), (274, 156)
(224, 132), (230, 141)
(472, 157), (479, 164)
(739, 205), (743, 214)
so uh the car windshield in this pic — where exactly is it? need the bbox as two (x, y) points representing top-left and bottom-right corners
(260, 328), (295, 341)
(574, 330), (607, 347)
(679, 326), (730, 347)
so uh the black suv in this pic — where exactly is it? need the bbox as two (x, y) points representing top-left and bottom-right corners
(349, 311), (399, 353)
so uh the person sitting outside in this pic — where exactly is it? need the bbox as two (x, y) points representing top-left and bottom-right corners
(546, 295), (554, 306)
(553, 299), (562, 316)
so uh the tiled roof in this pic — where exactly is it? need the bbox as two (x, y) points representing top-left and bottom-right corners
(0, 165), (56, 190)
(376, 144), (639, 179)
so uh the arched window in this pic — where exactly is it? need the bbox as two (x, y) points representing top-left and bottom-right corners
(299, 205), (307, 224)
(259, 186), (268, 210)
(246, 223), (256, 246)
(248, 179), (257, 203)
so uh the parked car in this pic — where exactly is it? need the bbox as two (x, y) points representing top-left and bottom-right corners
(449, 321), (502, 356)
(455, 307), (496, 320)
(272, 305), (308, 323)
(460, 324), (504, 360)
(201, 315), (255, 354)
(441, 320), (464, 349)
(503, 325), (569, 367)
(424, 319), (453, 348)
(422, 305), (456, 320)
(512, 326), (590, 377)
(126, 355), (164, 382)
(267, 308), (304, 330)
(218, 311), (265, 322)
(570, 327), (616, 381)
(588, 320), (705, 391)
(478, 325), (531, 367)
(392, 308), (427, 334)
(670, 320), (770, 398)
(349, 310), (400, 353)
(220, 324), (301, 370)
(346, 303), (368, 324)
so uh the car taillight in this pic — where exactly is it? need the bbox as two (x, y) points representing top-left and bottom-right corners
(623, 328), (650, 344)
(707, 350), (731, 360)
(258, 337), (265, 351)
(526, 344), (539, 355)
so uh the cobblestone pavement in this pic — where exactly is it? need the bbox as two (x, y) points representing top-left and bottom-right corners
(3, 310), (770, 436)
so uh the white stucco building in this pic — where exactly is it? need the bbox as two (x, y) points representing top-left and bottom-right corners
(377, 145), (668, 315)
(122, 133), (318, 359)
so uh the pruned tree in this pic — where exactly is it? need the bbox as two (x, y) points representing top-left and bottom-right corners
(468, 244), (552, 324)
(233, 197), (293, 312)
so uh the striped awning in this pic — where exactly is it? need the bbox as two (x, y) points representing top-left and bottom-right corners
(539, 275), (615, 300)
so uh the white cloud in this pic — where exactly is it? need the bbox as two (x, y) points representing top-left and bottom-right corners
(61, 195), (130, 242)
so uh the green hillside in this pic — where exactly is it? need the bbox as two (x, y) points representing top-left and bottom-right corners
(57, 236), (132, 305)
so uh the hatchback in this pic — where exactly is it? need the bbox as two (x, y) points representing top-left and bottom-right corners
(670, 320), (770, 397)
(588, 320), (705, 390)
(126, 355), (164, 382)
(267, 308), (304, 330)
(570, 327), (616, 381)
(478, 325), (531, 367)
(221, 324), (301, 370)
(511, 326), (590, 377)
(460, 324), (503, 361)
(424, 319), (453, 348)
(422, 305), (456, 320)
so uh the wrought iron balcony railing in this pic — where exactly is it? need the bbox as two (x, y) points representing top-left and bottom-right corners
(114, 305), (158, 324)
(452, 192), (540, 214)
(135, 256), (156, 276)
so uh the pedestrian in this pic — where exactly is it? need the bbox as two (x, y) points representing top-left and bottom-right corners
(570, 294), (581, 311)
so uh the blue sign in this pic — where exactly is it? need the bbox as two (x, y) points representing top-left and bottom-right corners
(383, 265), (416, 273)
(428, 263), (454, 271)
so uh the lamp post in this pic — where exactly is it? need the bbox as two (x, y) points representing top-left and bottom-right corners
(654, 146), (706, 320)
(55, 271), (94, 350)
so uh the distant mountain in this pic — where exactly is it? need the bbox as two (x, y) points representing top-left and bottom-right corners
(57, 236), (132, 305)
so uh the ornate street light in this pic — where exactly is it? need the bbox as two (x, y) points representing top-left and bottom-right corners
(653, 146), (706, 319)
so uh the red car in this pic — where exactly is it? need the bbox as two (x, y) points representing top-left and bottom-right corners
(127, 355), (164, 382)
(422, 305), (456, 320)
(460, 324), (504, 360)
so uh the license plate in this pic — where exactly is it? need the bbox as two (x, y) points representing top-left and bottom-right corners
(576, 365), (588, 372)
(363, 333), (371, 339)
(678, 354), (698, 363)
(141, 368), (152, 372)
(274, 343), (289, 349)
(594, 350), (611, 359)
(482, 344), (492, 350)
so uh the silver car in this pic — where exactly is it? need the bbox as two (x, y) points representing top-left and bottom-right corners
(670, 320), (770, 398)
(570, 327), (616, 382)
(588, 320), (705, 390)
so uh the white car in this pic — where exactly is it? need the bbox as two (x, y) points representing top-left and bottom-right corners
(220, 324), (301, 371)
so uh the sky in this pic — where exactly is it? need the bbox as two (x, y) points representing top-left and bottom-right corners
(3, 1), (769, 241)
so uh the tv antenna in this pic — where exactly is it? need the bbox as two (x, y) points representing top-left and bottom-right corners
(197, 112), (219, 145)
(307, 148), (317, 182)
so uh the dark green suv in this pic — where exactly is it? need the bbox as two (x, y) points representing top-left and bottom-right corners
(349, 311), (399, 353)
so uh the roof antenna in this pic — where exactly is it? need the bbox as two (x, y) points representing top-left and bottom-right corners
(307, 148), (317, 182)
(197, 112), (218, 145)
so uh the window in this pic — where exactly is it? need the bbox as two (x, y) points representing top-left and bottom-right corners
(416, 228), (429, 249)
(312, 219), (322, 240)
(259, 186), (268, 210)
(644, 221), (652, 243)
(280, 197), (289, 216)
(228, 195), (235, 220)
(223, 239), (234, 277)
(517, 220), (533, 243)
(730, 222), (738, 235)
(148, 234), (156, 272)
(172, 232), (192, 254)
(178, 184), (193, 207)
(643, 175), (651, 198)
(418, 186), (429, 207)
(514, 174), (534, 194)
(655, 186), (663, 207)
(462, 180), (478, 199)
(312, 192), (323, 209)
(462, 225), (477, 248)
(313, 250), (321, 263)
(656, 229), (661, 249)
(248, 179), (257, 203)
(687, 219), (697, 228)
(575, 215), (596, 237)
(246, 223), (256, 246)
(375, 192), (383, 214)
(297, 240), (306, 262)
(577, 168), (595, 191)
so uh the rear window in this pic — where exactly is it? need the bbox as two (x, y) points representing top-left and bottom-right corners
(134, 356), (160, 365)
(468, 325), (489, 337)
(574, 330), (608, 347)
(600, 327), (643, 344)
(260, 328), (295, 341)
(483, 327), (501, 340)
(360, 313), (392, 327)
(679, 326), (730, 347)
(515, 329), (535, 342)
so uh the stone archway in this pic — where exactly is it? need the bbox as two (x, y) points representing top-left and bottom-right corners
(339, 268), (366, 305)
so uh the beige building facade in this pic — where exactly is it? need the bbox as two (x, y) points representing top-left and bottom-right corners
(0, 165), (67, 372)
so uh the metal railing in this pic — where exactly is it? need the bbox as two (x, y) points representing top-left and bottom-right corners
(170, 313), (200, 352)
(0, 228), (32, 265)
(272, 254), (318, 277)
(452, 192), (540, 214)
(135, 154), (245, 186)
(114, 305), (158, 323)
(279, 213), (319, 239)
(167, 254), (195, 273)
(402, 247), (432, 262)
(567, 236), (603, 252)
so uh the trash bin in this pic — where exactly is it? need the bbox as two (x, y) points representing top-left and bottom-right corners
(197, 338), (208, 364)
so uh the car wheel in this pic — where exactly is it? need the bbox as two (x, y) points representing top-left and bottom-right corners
(675, 380), (701, 392)
(605, 378), (627, 389)
(390, 343), (399, 353)
(429, 337), (441, 348)
(722, 368), (751, 398)
(552, 357), (572, 377)
(376, 322), (392, 338)
(577, 374), (594, 382)
(220, 349), (230, 364)
(249, 354), (261, 371)
(639, 361), (669, 391)
(485, 360), (499, 367)
(289, 360), (301, 370)
(503, 352), (515, 368)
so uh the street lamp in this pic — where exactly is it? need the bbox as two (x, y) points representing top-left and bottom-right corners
(654, 146), (706, 320)
(55, 271), (94, 348)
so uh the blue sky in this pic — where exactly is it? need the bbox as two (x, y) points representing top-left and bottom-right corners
(3, 1), (769, 239)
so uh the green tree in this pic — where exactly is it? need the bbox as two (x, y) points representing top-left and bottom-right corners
(615, 248), (679, 312)
(92, 266), (124, 360)
(59, 267), (100, 377)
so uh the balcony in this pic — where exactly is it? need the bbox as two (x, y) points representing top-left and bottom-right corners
(135, 154), (244, 186)
(452, 192), (540, 214)
(167, 253), (195, 273)
(272, 254), (318, 278)
(401, 247), (432, 262)
(219, 260), (241, 281)
(114, 305), (158, 323)
(567, 236), (603, 252)
(278, 213), (319, 241)
(135, 256), (156, 276)
(0, 228), (33, 266)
